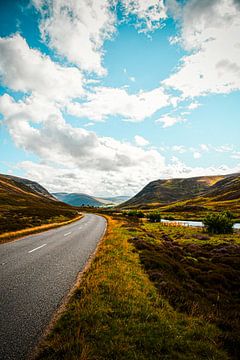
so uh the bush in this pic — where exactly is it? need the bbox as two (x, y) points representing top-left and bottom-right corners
(126, 210), (145, 218)
(203, 211), (234, 234)
(147, 211), (161, 223)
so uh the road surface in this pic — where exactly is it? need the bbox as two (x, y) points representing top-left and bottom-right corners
(0, 214), (106, 360)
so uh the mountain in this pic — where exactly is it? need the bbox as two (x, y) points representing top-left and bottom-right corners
(2, 174), (56, 201)
(98, 196), (131, 205)
(53, 193), (131, 207)
(119, 173), (240, 212)
(0, 174), (77, 234)
(53, 192), (105, 207)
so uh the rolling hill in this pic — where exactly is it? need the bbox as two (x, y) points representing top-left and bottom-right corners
(53, 193), (131, 207)
(53, 192), (106, 207)
(119, 173), (240, 217)
(0, 174), (78, 234)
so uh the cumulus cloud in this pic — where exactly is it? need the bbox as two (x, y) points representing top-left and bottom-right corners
(32, 0), (116, 75)
(134, 135), (149, 146)
(172, 145), (186, 154)
(1, 95), (165, 173)
(163, 0), (240, 97)
(156, 114), (185, 128)
(67, 86), (171, 122)
(188, 102), (200, 110)
(17, 154), (240, 196)
(0, 93), (61, 123)
(0, 34), (84, 102)
(193, 152), (201, 159)
(122, 0), (167, 32)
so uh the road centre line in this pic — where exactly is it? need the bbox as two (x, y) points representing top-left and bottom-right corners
(64, 232), (72, 237)
(28, 244), (46, 253)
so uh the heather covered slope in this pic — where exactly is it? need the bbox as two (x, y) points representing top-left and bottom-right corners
(160, 173), (240, 218)
(0, 174), (78, 234)
(120, 173), (240, 210)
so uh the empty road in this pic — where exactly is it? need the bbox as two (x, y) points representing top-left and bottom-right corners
(0, 214), (106, 360)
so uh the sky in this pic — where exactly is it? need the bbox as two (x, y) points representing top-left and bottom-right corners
(0, 0), (239, 197)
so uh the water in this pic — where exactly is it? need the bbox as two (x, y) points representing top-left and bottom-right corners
(161, 219), (240, 230)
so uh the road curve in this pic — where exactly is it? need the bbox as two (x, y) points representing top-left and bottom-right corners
(0, 213), (106, 360)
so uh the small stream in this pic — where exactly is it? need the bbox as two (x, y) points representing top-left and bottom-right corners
(161, 219), (240, 230)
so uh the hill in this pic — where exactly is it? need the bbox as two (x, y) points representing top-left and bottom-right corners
(99, 196), (130, 204)
(53, 193), (131, 207)
(0, 174), (78, 235)
(119, 173), (240, 217)
(2, 174), (57, 200)
(53, 192), (106, 207)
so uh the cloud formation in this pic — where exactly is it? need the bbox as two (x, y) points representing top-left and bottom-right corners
(164, 0), (240, 97)
(67, 86), (171, 122)
(32, 0), (116, 75)
(156, 114), (185, 128)
(0, 34), (84, 101)
(122, 0), (167, 32)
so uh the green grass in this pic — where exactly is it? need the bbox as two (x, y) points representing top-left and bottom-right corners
(35, 216), (228, 360)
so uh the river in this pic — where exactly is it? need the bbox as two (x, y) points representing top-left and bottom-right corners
(161, 219), (240, 230)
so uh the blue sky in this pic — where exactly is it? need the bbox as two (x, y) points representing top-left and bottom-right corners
(0, 0), (239, 196)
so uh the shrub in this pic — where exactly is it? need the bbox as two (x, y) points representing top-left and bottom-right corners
(203, 211), (234, 234)
(147, 211), (161, 223)
(126, 210), (145, 218)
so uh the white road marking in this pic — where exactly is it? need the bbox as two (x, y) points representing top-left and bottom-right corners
(64, 232), (72, 237)
(28, 244), (46, 253)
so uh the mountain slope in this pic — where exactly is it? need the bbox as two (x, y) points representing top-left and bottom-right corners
(53, 193), (131, 207)
(120, 173), (240, 211)
(53, 193), (105, 207)
(99, 196), (130, 205)
(0, 174), (77, 234)
(2, 174), (57, 201)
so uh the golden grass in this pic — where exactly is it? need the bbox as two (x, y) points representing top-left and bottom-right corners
(0, 214), (83, 244)
(34, 215), (227, 360)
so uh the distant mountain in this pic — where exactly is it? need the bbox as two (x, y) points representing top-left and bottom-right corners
(53, 193), (105, 207)
(53, 193), (131, 207)
(119, 173), (240, 210)
(0, 174), (77, 234)
(98, 196), (131, 205)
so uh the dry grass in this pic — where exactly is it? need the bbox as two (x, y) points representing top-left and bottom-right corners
(34, 215), (227, 360)
(0, 214), (83, 244)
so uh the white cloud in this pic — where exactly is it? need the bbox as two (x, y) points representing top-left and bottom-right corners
(193, 152), (201, 159)
(231, 152), (240, 159)
(122, 0), (167, 32)
(67, 86), (171, 122)
(84, 122), (95, 127)
(215, 145), (234, 153)
(0, 93), (61, 123)
(134, 135), (149, 146)
(156, 114), (185, 128)
(163, 0), (240, 97)
(200, 144), (209, 152)
(32, 0), (116, 75)
(172, 145), (186, 154)
(188, 102), (200, 110)
(2, 98), (165, 173)
(0, 34), (84, 102)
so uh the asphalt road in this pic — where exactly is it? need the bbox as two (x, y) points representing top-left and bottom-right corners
(0, 214), (106, 360)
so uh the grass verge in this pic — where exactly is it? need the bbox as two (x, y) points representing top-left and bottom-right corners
(35, 215), (227, 360)
(0, 214), (83, 244)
